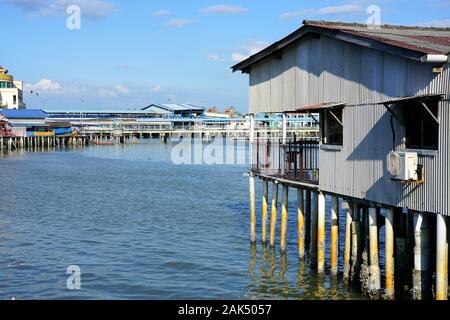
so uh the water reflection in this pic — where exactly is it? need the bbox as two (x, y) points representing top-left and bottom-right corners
(245, 242), (364, 300)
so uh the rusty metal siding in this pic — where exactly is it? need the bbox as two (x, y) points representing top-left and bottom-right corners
(248, 34), (450, 215)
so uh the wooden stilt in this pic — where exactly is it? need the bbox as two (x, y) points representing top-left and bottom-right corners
(280, 185), (289, 252)
(385, 207), (395, 299)
(436, 214), (448, 300)
(369, 207), (381, 294)
(317, 191), (326, 273)
(249, 174), (256, 243)
(330, 195), (339, 276)
(311, 191), (318, 267)
(261, 179), (269, 243)
(269, 182), (279, 248)
(343, 201), (353, 281)
(297, 188), (305, 258)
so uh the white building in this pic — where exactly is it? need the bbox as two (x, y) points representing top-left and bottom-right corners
(0, 66), (26, 109)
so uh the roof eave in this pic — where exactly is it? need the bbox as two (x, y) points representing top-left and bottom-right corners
(231, 24), (433, 73)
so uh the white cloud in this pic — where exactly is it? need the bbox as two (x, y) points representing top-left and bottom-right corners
(115, 85), (130, 95)
(231, 40), (269, 63)
(201, 5), (248, 14)
(280, 4), (364, 20)
(6, 0), (116, 19)
(417, 19), (450, 28)
(25, 79), (62, 92)
(166, 18), (196, 28)
(205, 53), (223, 62)
(150, 85), (162, 93)
(96, 88), (117, 98)
(152, 9), (170, 17)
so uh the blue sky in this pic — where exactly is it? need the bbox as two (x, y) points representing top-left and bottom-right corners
(1, 0), (449, 112)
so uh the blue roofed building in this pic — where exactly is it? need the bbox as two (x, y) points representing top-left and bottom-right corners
(142, 103), (205, 118)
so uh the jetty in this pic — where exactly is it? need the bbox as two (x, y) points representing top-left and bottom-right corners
(233, 20), (450, 300)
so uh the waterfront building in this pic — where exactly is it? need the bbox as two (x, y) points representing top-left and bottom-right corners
(0, 109), (51, 137)
(0, 66), (26, 110)
(234, 20), (450, 299)
(142, 103), (205, 118)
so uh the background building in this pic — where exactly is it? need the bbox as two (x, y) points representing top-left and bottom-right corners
(0, 66), (25, 110)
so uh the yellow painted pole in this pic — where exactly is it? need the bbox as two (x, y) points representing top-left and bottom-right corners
(249, 175), (256, 243)
(436, 214), (448, 300)
(385, 207), (395, 299)
(297, 188), (305, 258)
(261, 179), (269, 243)
(343, 201), (353, 281)
(269, 182), (279, 248)
(305, 190), (311, 247)
(369, 207), (381, 292)
(311, 191), (318, 267)
(330, 195), (339, 276)
(280, 185), (289, 252)
(317, 191), (326, 273)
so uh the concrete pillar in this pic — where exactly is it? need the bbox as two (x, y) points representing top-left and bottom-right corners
(350, 203), (361, 283)
(269, 182), (279, 248)
(297, 188), (305, 258)
(311, 191), (318, 267)
(343, 201), (353, 281)
(280, 185), (289, 252)
(305, 190), (311, 247)
(330, 195), (339, 276)
(249, 175), (256, 243)
(369, 207), (381, 293)
(317, 192), (326, 273)
(385, 207), (395, 299)
(261, 179), (269, 243)
(436, 214), (448, 300)
(412, 212), (431, 300)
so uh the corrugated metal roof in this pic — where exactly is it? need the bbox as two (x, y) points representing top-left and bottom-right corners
(304, 20), (450, 55)
(45, 109), (159, 115)
(232, 20), (450, 72)
(144, 104), (205, 112)
(0, 109), (47, 119)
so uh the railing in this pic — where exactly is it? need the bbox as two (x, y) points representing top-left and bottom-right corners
(252, 137), (319, 185)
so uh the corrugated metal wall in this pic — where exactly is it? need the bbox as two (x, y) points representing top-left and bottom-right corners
(248, 34), (450, 215)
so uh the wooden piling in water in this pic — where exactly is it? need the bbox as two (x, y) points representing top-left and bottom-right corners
(269, 182), (279, 248)
(350, 203), (361, 283)
(317, 192), (326, 273)
(311, 191), (318, 267)
(385, 207), (395, 299)
(412, 212), (431, 300)
(436, 214), (448, 300)
(297, 188), (305, 258)
(343, 201), (353, 281)
(261, 179), (269, 244)
(330, 195), (339, 276)
(368, 207), (381, 295)
(305, 190), (311, 247)
(280, 185), (289, 252)
(249, 174), (256, 243)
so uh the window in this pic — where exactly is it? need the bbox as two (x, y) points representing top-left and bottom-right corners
(401, 100), (439, 150)
(321, 107), (343, 146)
(13, 95), (17, 105)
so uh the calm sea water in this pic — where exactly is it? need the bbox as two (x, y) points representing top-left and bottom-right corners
(0, 139), (365, 300)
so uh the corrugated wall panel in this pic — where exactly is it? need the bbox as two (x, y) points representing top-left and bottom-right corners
(247, 35), (450, 215)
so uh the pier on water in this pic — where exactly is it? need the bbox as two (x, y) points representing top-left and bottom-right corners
(247, 124), (449, 300)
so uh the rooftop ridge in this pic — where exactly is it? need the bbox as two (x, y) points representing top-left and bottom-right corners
(303, 20), (450, 32)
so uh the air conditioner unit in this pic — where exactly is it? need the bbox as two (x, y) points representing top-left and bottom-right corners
(387, 151), (419, 181)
